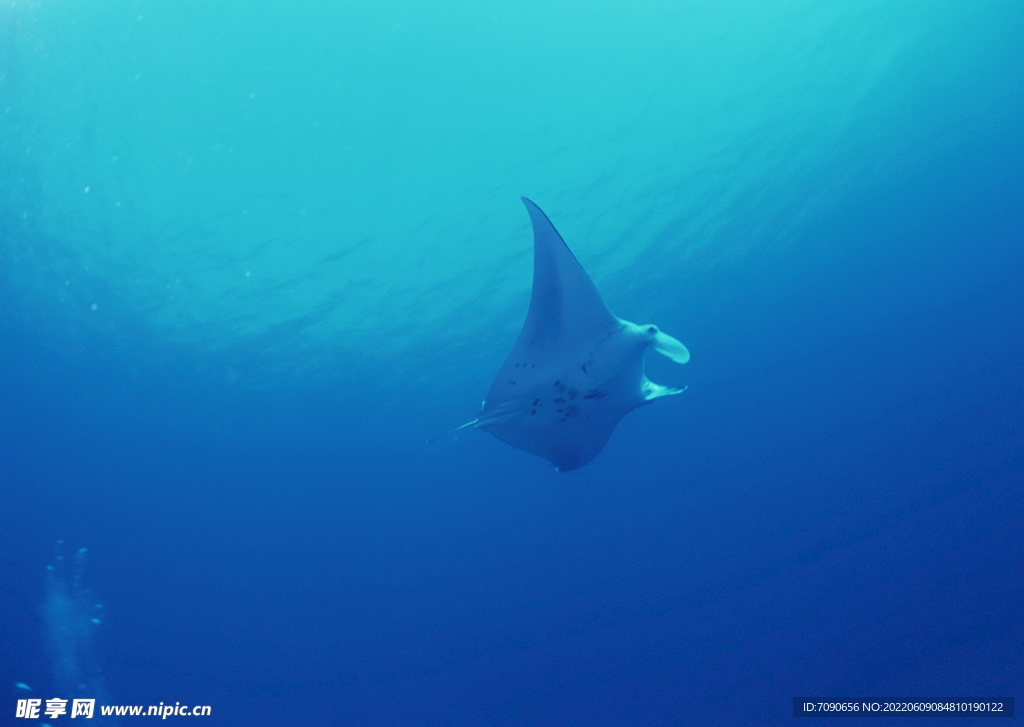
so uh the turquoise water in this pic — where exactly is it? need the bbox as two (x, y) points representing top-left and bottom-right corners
(2, 0), (1021, 724)
(5, 1), (1002, 388)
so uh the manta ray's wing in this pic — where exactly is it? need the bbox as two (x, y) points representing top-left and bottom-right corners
(484, 198), (621, 407)
(512, 197), (620, 351)
(478, 199), (641, 471)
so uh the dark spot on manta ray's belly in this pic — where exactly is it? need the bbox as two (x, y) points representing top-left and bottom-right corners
(556, 404), (579, 421)
(532, 399), (540, 406)
(553, 380), (567, 392)
(581, 364), (587, 373)
(508, 380), (516, 385)
(554, 397), (566, 404)
(583, 390), (606, 399)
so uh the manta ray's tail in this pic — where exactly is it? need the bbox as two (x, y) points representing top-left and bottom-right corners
(426, 419), (478, 445)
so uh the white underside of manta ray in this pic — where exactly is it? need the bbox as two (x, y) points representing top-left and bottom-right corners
(463, 197), (690, 471)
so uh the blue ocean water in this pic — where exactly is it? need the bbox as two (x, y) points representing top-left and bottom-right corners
(1, 0), (1021, 724)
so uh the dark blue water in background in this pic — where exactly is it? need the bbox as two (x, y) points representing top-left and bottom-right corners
(2, 1), (1022, 724)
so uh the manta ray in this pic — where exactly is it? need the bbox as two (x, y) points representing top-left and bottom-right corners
(464, 198), (690, 471)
